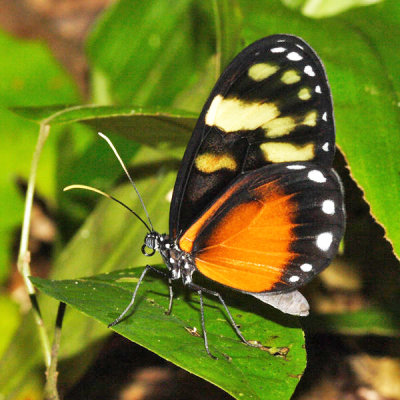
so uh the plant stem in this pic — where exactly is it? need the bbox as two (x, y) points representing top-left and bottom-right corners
(44, 302), (66, 400)
(17, 122), (51, 367)
(211, 0), (222, 79)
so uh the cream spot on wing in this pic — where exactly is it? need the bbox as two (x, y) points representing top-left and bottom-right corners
(316, 232), (333, 251)
(248, 63), (279, 81)
(303, 110), (318, 126)
(298, 87), (312, 100)
(205, 95), (279, 132)
(281, 69), (301, 85)
(263, 116), (296, 138)
(165, 189), (173, 203)
(205, 94), (223, 126)
(195, 153), (237, 173)
(260, 142), (315, 162)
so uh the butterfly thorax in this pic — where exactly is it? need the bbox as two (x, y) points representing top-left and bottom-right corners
(143, 231), (196, 285)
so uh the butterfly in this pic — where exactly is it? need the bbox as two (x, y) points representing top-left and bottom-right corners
(71, 34), (345, 359)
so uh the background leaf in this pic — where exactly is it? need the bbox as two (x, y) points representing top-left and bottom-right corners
(86, 0), (215, 107)
(0, 28), (79, 282)
(11, 105), (197, 150)
(281, 0), (383, 18)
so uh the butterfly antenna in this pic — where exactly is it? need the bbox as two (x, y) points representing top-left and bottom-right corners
(98, 132), (154, 232)
(64, 185), (151, 232)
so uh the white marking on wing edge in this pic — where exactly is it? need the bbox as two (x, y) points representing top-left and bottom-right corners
(300, 263), (312, 272)
(271, 47), (286, 53)
(304, 65), (315, 77)
(315, 85), (322, 93)
(322, 142), (330, 152)
(322, 200), (335, 215)
(287, 52), (303, 61)
(317, 232), (333, 251)
(289, 275), (300, 283)
(308, 170), (327, 183)
(322, 112), (328, 121)
(286, 164), (306, 170)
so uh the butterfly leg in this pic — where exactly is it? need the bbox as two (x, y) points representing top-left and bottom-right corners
(109, 265), (171, 327)
(166, 278), (174, 315)
(197, 288), (217, 359)
(188, 283), (260, 349)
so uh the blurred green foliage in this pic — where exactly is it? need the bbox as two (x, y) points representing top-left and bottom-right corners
(1, 0), (400, 399)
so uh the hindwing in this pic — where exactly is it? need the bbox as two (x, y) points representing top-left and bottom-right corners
(179, 162), (345, 293)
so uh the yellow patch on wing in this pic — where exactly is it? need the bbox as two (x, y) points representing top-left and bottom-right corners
(263, 116), (296, 138)
(298, 87), (312, 100)
(205, 95), (279, 133)
(303, 110), (318, 126)
(260, 142), (315, 162)
(195, 153), (237, 173)
(248, 63), (279, 81)
(281, 70), (301, 85)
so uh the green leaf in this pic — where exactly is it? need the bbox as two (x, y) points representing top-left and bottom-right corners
(31, 267), (306, 400)
(240, 0), (400, 260)
(86, 0), (214, 107)
(11, 105), (197, 150)
(281, 0), (383, 18)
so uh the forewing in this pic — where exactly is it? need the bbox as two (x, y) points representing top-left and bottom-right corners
(179, 162), (345, 293)
(170, 34), (334, 238)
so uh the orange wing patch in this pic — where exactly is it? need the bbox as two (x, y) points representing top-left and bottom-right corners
(179, 180), (298, 293)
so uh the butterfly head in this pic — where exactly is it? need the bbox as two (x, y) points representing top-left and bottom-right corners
(142, 231), (164, 256)
(142, 231), (196, 285)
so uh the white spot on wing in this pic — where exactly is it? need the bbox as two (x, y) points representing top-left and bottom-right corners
(287, 52), (303, 61)
(308, 170), (327, 183)
(271, 47), (286, 53)
(317, 232), (333, 251)
(300, 263), (312, 272)
(296, 44), (304, 50)
(322, 200), (335, 215)
(287, 164), (306, 170)
(304, 65), (315, 77)
(315, 85), (322, 93)
(322, 142), (329, 152)
(322, 112), (328, 121)
(289, 275), (300, 283)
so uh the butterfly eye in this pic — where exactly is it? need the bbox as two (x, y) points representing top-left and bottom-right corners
(141, 244), (156, 257)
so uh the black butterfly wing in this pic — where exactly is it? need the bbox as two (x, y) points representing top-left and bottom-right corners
(170, 34), (335, 238)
